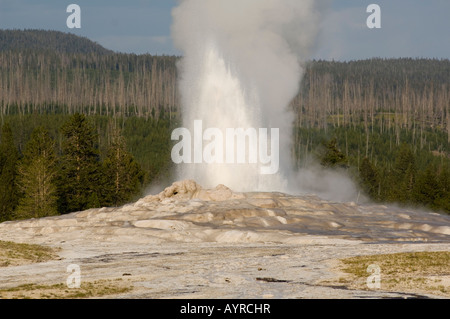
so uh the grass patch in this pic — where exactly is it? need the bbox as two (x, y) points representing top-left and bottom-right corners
(0, 240), (60, 267)
(329, 251), (450, 297)
(0, 278), (132, 299)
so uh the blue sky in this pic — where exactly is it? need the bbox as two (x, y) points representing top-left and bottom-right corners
(0, 0), (449, 60)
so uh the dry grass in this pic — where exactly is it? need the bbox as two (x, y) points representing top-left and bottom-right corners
(0, 240), (134, 299)
(0, 278), (133, 299)
(327, 251), (450, 297)
(0, 240), (60, 267)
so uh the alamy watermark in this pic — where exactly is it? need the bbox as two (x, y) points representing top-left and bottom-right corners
(366, 264), (381, 289)
(367, 4), (381, 29)
(66, 4), (81, 29)
(66, 264), (81, 288)
(171, 120), (280, 175)
(65, 3), (380, 30)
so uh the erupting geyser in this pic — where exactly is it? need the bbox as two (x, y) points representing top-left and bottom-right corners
(171, 0), (328, 192)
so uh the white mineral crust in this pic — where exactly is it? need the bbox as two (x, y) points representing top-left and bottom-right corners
(0, 180), (449, 298)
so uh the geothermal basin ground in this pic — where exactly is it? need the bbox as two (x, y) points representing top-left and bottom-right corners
(0, 180), (449, 299)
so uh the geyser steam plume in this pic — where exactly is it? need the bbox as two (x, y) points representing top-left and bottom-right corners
(171, 0), (328, 192)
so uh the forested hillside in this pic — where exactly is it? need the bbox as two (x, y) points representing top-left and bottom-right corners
(293, 58), (450, 135)
(0, 29), (113, 55)
(0, 30), (449, 220)
(0, 30), (178, 118)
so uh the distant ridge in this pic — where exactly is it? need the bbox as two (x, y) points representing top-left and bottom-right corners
(0, 29), (114, 55)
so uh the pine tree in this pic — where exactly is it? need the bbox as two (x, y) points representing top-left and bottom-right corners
(14, 127), (58, 219)
(435, 166), (450, 212)
(57, 113), (102, 213)
(413, 166), (440, 209)
(389, 144), (416, 203)
(0, 123), (19, 221)
(320, 138), (348, 169)
(359, 157), (379, 200)
(102, 126), (144, 206)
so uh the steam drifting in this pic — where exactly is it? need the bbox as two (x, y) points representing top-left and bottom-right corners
(171, 0), (331, 193)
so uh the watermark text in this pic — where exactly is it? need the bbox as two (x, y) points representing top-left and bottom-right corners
(171, 120), (279, 175)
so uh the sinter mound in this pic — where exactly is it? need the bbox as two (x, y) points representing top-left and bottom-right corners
(0, 180), (449, 245)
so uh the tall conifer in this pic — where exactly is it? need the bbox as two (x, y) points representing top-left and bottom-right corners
(359, 157), (379, 200)
(102, 125), (144, 206)
(57, 113), (102, 213)
(0, 123), (19, 221)
(15, 127), (58, 219)
(390, 144), (416, 203)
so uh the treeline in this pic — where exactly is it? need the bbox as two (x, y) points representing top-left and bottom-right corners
(0, 34), (179, 118)
(2, 31), (449, 132)
(292, 58), (450, 213)
(299, 125), (450, 214)
(292, 58), (450, 142)
(0, 113), (174, 222)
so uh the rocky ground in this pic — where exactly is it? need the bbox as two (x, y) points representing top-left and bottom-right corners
(0, 180), (449, 299)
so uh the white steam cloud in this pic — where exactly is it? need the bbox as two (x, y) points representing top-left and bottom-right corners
(170, 0), (359, 202)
